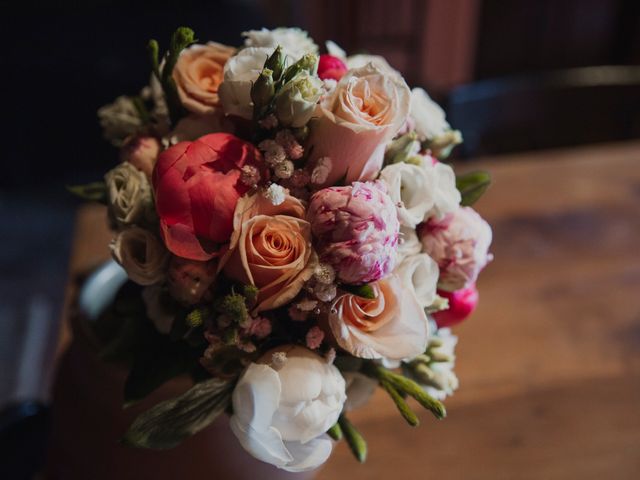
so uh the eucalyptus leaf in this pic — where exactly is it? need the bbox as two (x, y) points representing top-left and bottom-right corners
(456, 171), (491, 206)
(66, 182), (107, 203)
(122, 377), (232, 449)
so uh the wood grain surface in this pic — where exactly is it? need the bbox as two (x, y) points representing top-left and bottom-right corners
(55, 141), (640, 479)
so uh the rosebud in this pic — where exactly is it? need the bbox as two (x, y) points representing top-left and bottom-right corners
(250, 68), (275, 111)
(317, 54), (348, 81)
(281, 53), (319, 83)
(275, 71), (323, 128)
(433, 284), (479, 327)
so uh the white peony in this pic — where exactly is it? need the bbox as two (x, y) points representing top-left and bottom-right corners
(230, 346), (346, 472)
(395, 253), (439, 309)
(422, 161), (461, 220)
(242, 27), (318, 62)
(218, 47), (274, 119)
(410, 88), (450, 141)
(379, 162), (436, 227)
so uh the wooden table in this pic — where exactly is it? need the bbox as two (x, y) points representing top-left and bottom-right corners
(57, 141), (640, 479)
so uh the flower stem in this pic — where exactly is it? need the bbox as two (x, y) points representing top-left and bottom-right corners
(327, 422), (343, 441)
(338, 415), (367, 463)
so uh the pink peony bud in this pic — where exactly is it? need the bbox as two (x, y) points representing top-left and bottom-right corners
(167, 256), (217, 305)
(121, 136), (161, 178)
(307, 181), (400, 284)
(419, 207), (493, 291)
(317, 54), (348, 81)
(433, 284), (479, 327)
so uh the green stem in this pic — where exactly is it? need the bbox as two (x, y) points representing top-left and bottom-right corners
(327, 422), (343, 441)
(338, 415), (367, 463)
(380, 379), (419, 427)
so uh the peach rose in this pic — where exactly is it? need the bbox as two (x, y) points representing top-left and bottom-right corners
(307, 63), (410, 185)
(221, 192), (317, 313)
(328, 275), (428, 360)
(173, 42), (236, 114)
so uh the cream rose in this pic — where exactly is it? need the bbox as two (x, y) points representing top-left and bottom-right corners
(111, 227), (169, 285)
(104, 162), (155, 226)
(173, 42), (236, 114)
(307, 63), (411, 185)
(218, 47), (273, 119)
(221, 192), (316, 313)
(230, 346), (345, 472)
(328, 275), (429, 360)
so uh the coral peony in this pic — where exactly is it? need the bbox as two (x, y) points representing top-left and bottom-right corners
(153, 133), (263, 261)
(307, 181), (400, 284)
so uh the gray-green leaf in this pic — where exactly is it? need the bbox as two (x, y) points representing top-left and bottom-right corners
(456, 171), (491, 206)
(66, 182), (107, 203)
(122, 378), (232, 449)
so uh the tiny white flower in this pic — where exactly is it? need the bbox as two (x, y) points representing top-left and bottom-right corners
(263, 183), (286, 206)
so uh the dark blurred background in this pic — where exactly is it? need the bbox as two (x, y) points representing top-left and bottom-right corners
(1, 0), (640, 478)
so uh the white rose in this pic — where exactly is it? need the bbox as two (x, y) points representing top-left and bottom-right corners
(379, 162), (436, 227)
(242, 27), (318, 61)
(343, 371), (377, 411)
(397, 225), (422, 263)
(104, 162), (154, 226)
(218, 47), (274, 119)
(230, 346), (346, 472)
(410, 88), (450, 141)
(396, 253), (439, 309)
(422, 161), (461, 220)
(111, 227), (169, 286)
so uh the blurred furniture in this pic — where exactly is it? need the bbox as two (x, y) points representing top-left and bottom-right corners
(49, 140), (640, 479)
(448, 66), (640, 157)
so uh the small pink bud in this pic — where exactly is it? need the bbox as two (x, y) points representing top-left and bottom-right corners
(433, 284), (479, 327)
(306, 326), (325, 349)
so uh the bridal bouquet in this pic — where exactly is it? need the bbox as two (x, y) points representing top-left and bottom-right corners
(72, 26), (493, 472)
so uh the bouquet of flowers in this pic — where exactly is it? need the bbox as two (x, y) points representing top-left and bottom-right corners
(72, 26), (493, 472)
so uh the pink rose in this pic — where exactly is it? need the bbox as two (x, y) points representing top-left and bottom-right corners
(306, 63), (410, 185)
(173, 42), (236, 114)
(328, 275), (429, 360)
(419, 207), (493, 291)
(307, 181), (399, 284)
(120, 136), (161, 178)
(220, 192), (317, 313)
(153, 133), (264, 261)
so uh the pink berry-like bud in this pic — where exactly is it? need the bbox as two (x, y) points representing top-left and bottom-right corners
(317, 54), (348, 81)
(433, 284), (479, 327)
(307, 181), (400, 284)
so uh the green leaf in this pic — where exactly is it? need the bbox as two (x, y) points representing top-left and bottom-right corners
(456, 171), (491, 206)
(341, 284), (376, 299)
(338, 415), (367, 463)
(124, 338), (198, 407)
(122, 378), (232, 449)
(66, 182), (107, 203)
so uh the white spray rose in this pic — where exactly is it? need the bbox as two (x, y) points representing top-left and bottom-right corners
(97, 96), (143, 146)
(218, 47), (273, 119)
(111, 227), (169, 286)
(395, 253), (439, 309)
(230, 346), (346, 472)
(242, 27), (318, 61)
(275, 71), (323, 128)
(422, 161), (461, 220)
(410, 88), (450, 141)
(104, 162), (154, 226)
(379, 162), (436, 227)
(397, 225), (422, 264)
